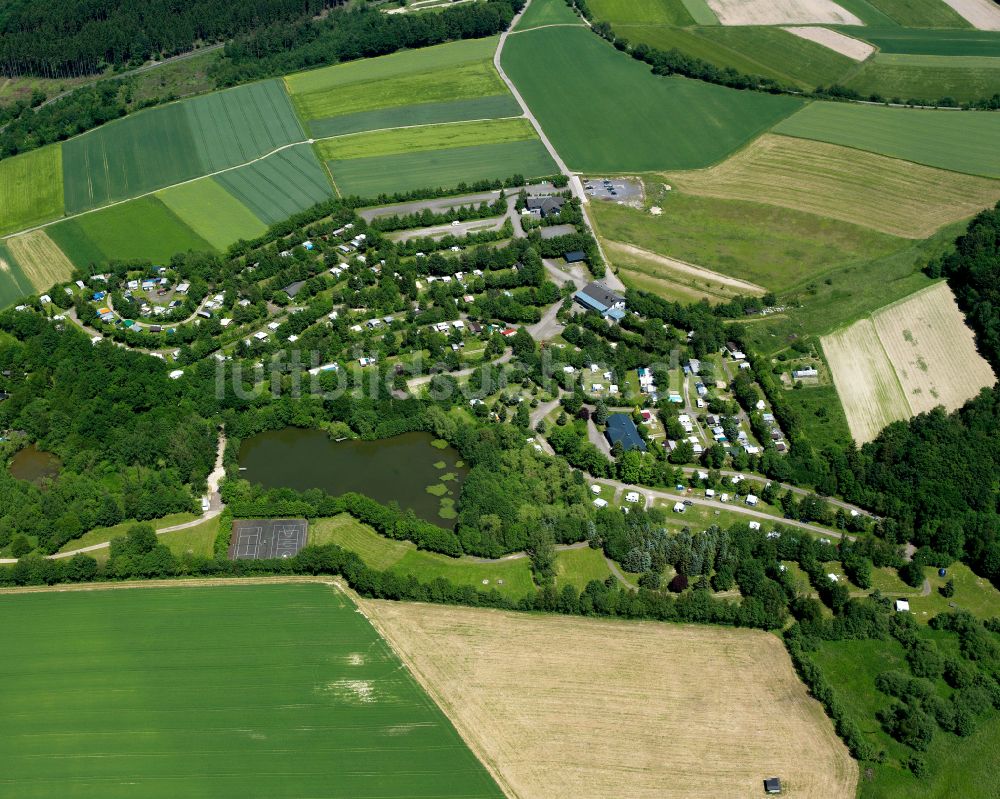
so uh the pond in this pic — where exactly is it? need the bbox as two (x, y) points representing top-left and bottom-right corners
(8, 444), (62, 484)
(238, 429), (467, 527)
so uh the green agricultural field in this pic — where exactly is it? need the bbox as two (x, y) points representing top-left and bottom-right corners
(215, 144), (333, 225)
(775, 102), (1000, 178)
(833, 0), (902, 26)
(841, 26), (1000, 56)
(591, 187), (905, 292)
(328, 139), (557, 198)
(48, 196), (213, 267)
(515, 0), (584, 29)
(157, 178), (268, 250)
(308, 95), (522, 138)
(846, 53), (1000, 102)
(500, 25), (802, 172)
(0, 146), (64, 235)
(317, 118), (537, 160)
(0, 243), (34, 309)
(62, 80), (304, 214)
(553, 546), (613, 591)
(812, 636), (1000, 799)
(860, 0), (971, 27)
(309, 515), (536, 598)
(285, 37), (511, 136)
(0, 583), (504, 798)
(614, 25), (856, 91)
(588, 0), (696, 26)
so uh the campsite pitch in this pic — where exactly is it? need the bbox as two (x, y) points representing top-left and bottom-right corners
(359, 599), (858, 799)
(0, 582), (504, 799)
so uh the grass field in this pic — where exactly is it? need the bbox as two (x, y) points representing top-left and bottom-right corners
(317, 118), (536, 160)
(780, 383), (854, 449)
(56, 513), (200, 554)
(822, 282), (994, 442)
(328, 139), (557, 198)
(552, 546), (612, 590)
(6, 230), (76, 291)
(309, 515), (536, 598)
(846, 52), (1000, 101)
(812, 635), (1000, 799)
(864, 0), (972, 26)
(359, 600), (858, 799)
(0, 146), (64, 235)
(62, 80), (304, 214)
(705, 0), (864, 25)
(588, 0), (697, 25)
(310, 95), (522, 138)
(215, 144), (333, 225)
(515, 0), (584, 28)
(49, 196), (213, 267)
(615, 24), (857, 90)
(0, 242), (34, 308)
(0, 583), (504, 798)
(156, 178), (268, 250)
(840, 25), (1000, 55)
(159, 516), (220, 558)
(775, 101), (1000, 178)
(665, 134), (1000, 238)
(501, 25), (802, 172)
(591, 184), (905, 292)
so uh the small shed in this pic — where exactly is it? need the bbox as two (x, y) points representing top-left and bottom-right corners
(764, 777), (782, 794)
(895, 599), (910, 612)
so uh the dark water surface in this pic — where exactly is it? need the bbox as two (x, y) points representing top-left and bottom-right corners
(8, 444), (61, 484)
(238, 429), (467, 527)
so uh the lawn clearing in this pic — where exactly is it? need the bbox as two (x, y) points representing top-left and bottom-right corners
(56, 512), (200, 554)
(774, 101), (1000, 178)
(215, 144), (333, 224)
(316, 118), (536, 160)
(310, 515), (536, 598)
(0, 242), (34, 309)
(822, 282), (994, 443)
(783, 25), (876, 59)
(940, 0), (1000, 29)
(0, 146), (64, 235)
(665, 134), (1000, 238)
(328, 139), (557, 197)
(358, 600), (858, 799)
(871, 281), (995, 415)
(48, 196), (213, 267)
(591, 183), (905, 293)
(705, 0), (863, 25)
(501, 25), (802, 172)
(159, 516), (219, 558)
(5, 230), (76, 291)
(553, 546), (612, 590)
(157, 177), (268, 250)
(0, 583), (504, 799)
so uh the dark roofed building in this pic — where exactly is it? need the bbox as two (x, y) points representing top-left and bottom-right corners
(282, 280), (306, 298)
(764, 777), (782, 794)
(526, 196), (565, 218)
(564, 250), (586, 264)
(574, 281), (626, 319)
(605, 413), (646, 452)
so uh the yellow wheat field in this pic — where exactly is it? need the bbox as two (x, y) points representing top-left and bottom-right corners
(357, 599), (858, 799)
(823, 282), (994, 443)
(6, 229), (75, 291)
(665, 135), (1000, 238)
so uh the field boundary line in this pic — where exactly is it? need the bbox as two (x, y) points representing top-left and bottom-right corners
(0, 574), (338, 595)
(510, 22), (586, 34)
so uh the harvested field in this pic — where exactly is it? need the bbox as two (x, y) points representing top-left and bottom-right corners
(822, 282), (994, 442)
(941, 0), (1000, 30)
(821, 319), (909, 443)
(357, 600), (858, 799)
(774, 101), (1000, 178)
(0, 146), (64, 235)
(705, 0), (862, 25)
(872, 282), (995, 415)
(665, 134), (1000, 238)
(783, 26), (875, 60)
(6, 230), (75, 291)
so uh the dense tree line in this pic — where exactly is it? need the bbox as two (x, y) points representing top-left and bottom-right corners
(0, 0), (340, 78)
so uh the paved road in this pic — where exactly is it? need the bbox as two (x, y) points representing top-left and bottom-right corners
(359, 190), (506, 222)
(544, 258), (586, 290)
(387, 215), (506, 243)
(527, 302), (563, 340)
(587, 418), (612, 456)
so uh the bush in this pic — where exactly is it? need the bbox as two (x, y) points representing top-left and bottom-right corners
(668, 573), (689, 593)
